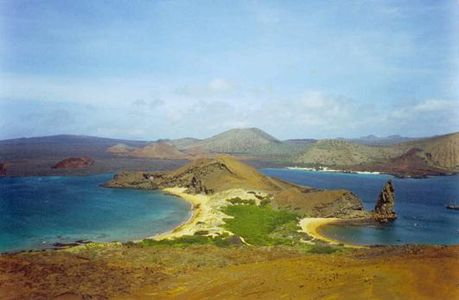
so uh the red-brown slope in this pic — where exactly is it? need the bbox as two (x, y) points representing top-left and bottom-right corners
(51, 157), (95, 169)
(362, 148), (449, 177)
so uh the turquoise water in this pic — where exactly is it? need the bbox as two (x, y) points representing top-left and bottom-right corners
(262, 169), (459, 245)
(0, 174), (190, 253)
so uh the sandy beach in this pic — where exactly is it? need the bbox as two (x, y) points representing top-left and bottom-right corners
(151, 187), (208, 240)
(150, 187), (271, 241)
(151, 187), (234, 240)
(299, 217), (365, 248)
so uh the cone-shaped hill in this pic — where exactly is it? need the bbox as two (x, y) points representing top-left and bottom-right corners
(105, 155), (371, 218)
(182, 128), (280, 154)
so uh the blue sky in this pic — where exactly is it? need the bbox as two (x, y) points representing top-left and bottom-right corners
(1, 0), (458, 140)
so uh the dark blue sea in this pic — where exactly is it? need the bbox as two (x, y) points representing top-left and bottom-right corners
(0, 174), (190, 253)
(262, 169), (459, 245)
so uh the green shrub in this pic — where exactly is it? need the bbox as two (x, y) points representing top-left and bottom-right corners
(222, 204), (299, 246)
(226, 197), (256, 205)
(259, 199), (271, 207)
(136, 234), (234, 248)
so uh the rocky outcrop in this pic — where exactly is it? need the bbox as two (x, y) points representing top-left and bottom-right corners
(102, 172), (158, 190)
(52, 157), (95, 169)
(374, 180), (397, 222)
(272, 188), (369, 218)
(311, 190), (368, 218)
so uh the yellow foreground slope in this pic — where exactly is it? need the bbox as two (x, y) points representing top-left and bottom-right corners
(126, 246), (459, 300)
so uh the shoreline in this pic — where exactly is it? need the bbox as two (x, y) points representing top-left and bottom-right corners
(285, 166), (457, 179)
(150, 187), (205, 240)
(299, 217), (366, 249)
(287, 166), (382, 175)
(149, 187), (231, 240)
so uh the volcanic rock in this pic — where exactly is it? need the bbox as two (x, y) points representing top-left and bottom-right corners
(52, 157), (95, 169)
(374, 180), (397, 222)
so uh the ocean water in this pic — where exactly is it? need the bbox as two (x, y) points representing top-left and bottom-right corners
(0, 174), (190, 253)
(262, 169), (459, 245)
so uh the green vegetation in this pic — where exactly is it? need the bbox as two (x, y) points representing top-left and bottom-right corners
(259, 198), (271, 206)
(307, 244), (340, 254)
(130, 234), (237, 248)
(124, 202), (343, 253)
(222, 204), (301, 246)
(226, 197), (256, 205)
(221, 203), (342, 253)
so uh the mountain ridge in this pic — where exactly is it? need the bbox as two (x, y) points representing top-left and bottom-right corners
(1, 129), (458, 177)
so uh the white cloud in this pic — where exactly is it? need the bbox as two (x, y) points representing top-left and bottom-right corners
(413, 99), (458, 112)
(1, 71), (458, 140)
(389, 99), (459, 120)
(375, 98), (459, 136)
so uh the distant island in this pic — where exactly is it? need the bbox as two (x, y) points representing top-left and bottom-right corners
(0, 128), (458, 178)
(51, 157), (95, 169)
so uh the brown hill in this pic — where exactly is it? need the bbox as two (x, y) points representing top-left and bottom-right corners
(294, 139), (402, 166)
(294, 132), (459, 176)
(162, 155), (290, 193)
(107, 142), (188, 160)
(403, 132), (459, 170)
(167, 137), (201, 149)
(106, 143), (135, 155)
(130, 143), (187, 159)
(105, 155), (369, 218)
(183, 128), (280, 154)
(105, 155), (290, 193)
(362, 148), (448, 177)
